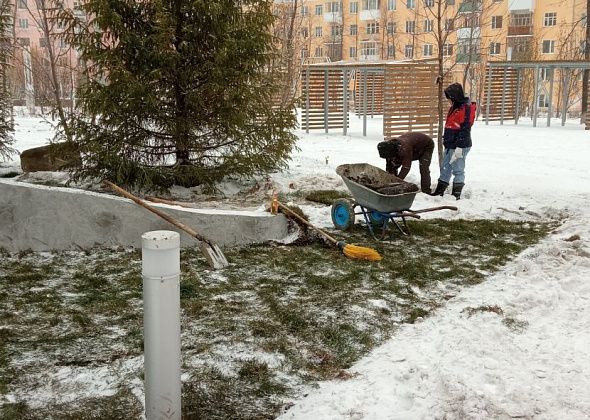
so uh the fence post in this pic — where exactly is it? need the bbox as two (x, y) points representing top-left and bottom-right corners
(142, 230), (181, 420)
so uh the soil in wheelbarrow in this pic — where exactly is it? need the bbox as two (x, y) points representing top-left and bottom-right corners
(348, 173), (419, 195)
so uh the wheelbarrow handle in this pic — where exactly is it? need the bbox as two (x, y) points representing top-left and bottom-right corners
(409, 205), (458, 214)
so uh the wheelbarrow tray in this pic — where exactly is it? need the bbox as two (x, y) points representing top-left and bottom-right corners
(336, 163), (417, 213)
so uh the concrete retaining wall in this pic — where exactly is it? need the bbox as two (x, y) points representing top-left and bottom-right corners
(0, 180), (289, 252)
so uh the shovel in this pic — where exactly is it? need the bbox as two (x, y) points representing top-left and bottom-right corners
(104, 181), (229, 270)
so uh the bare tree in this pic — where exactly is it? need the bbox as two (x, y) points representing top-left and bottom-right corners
(581, 0), (589, 121)
(0, 0), (16, 160)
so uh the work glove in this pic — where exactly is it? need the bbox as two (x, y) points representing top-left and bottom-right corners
(449, 148), (463, 164)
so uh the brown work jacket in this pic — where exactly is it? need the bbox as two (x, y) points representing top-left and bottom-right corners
(385, 132), (434, 179)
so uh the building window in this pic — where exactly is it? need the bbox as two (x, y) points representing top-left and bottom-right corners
(315, 4), (323, 15)
(447, 0), (455, 4)
(388, 0), (396, 10)
(350, 1), (359, 13)
(363, 0), (380, 10)
(367, 22), (380, 34)
(463, 15), (480, 28)
(445, 18), (454, 31)
(424, 0), (434, 6)
(538, 94), (549, 108)
(387, 21), (396, 34)
(405, 44), (414, 58)
(301, 27), (308, 38)
(443, 43), (453, 56)
(315, 46), (323, 57)
(544, 12), (557, 26)
(327, 2), (341, 13)
(18, 37), (30, 47)
(388, 45), (395, 57)
(542, 40), (555, 54)
(301, 5), (308, 16)
(331, 25), (342, 36)
(18, 0), (26, 8)
(301, 48), (309, 59)
(361, 41), (377, 56)
(39, 37), (48, 48)
(350, 24), (358, 35)
(424, 19), (433, 32)
(511, 12), (531, 27)
(350, 46), (357, 57)
(423, 44), (433, 56)
(582, 13), (587, 27)
(407, 0), (415, 9)
(540, 68), (552, 80)
(491, 16), (502, 29)
(315, 26), (323, 37)
(18, 18), (28, 28)
(489, 42), (501, 55)
(405, 20), (415, 33)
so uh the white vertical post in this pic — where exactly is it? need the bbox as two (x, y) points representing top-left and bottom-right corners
(142, 230), (181, 420)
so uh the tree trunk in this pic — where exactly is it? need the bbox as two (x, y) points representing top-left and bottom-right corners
(581, 0), (590, 122)
(39, 3), (71, 141)
(436, 0), (444, 169)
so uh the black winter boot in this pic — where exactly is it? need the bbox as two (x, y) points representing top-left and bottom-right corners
(452, 183), (465, 200)
(431, 180), (449, 196)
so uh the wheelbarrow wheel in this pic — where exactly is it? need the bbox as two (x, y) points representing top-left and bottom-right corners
(368, 210), (387, 227)
(331, 198), (355, 231)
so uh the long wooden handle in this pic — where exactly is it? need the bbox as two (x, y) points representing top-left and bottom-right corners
(276, 201), (338, 245)
(104, 181), (210, 244)
(145, 196), (194, 209)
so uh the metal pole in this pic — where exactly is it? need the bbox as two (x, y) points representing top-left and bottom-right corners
(562, 69), (570, 126)
(500, 67), (507, 125)
(142, 231), (181, 420)
(485, 64), (492, 125)
(547, 68), (554, 127)
(343, 69), (348, 135)
(363, 69), (368, 136)
(305, 68), (310, 133)
(533, 66), (539, 127)
(515, 68), (521, 125)
(324, 69), (329, 133)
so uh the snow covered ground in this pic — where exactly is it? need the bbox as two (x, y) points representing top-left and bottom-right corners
(3, 113), (590, 419)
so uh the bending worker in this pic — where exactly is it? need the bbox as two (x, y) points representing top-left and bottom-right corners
(377, 132), (434, 194)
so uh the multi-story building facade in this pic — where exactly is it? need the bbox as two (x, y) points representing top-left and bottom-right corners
(277, 0), (588, 111)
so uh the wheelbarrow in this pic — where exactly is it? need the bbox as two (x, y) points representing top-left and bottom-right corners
(331, 163), (457, 240)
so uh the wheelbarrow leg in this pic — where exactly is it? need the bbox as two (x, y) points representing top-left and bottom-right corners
(390, 215), (409, 236)
(360, 207), (380, 241)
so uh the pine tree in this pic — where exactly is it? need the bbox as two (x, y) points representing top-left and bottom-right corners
(58, 0), (297, 190)
(0, 0), (16, 161)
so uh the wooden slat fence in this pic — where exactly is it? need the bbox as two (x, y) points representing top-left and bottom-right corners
(482, 66), (518, 121)
(301, 68), (349, 131)
(383, 63), (438, 139)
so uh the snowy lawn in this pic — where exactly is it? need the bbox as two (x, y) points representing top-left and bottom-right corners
(0, 219), (551, 418)
(1, 114), (589, 419)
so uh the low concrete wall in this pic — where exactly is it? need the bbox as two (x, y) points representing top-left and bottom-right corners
(0, 180), (289, 252)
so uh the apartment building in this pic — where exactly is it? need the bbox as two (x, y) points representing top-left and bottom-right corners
(280, 0), (587, 108)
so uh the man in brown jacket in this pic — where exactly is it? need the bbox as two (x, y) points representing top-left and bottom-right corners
(377, 132), (434, 194)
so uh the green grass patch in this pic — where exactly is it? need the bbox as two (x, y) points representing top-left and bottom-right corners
(0, 219), (553, 418)
(304, 189), (352, 206)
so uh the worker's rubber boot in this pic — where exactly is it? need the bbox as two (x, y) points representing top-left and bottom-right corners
(452, 183), (465, 200)
(430, 180), (449, 196)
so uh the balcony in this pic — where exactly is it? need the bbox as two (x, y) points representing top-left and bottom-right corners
(360, 9), (381, 21)
(323, 12), (342, 23)
(508, 0), (534, 11)
(456, 53), (480, 63)
(458, 1), (481, 13)
(456, 27), (481, 39)
(507, 25), (532, 36)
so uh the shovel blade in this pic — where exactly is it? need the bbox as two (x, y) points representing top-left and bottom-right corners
(199, 242), (229, 270)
